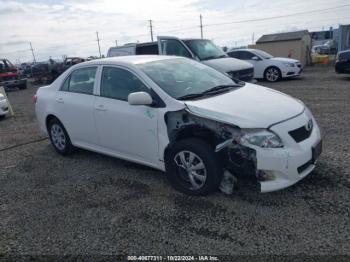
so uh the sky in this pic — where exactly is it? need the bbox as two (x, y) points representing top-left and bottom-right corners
(0, 0), (350, 63)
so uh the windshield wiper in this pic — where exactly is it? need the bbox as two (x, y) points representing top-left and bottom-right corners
(177, 84), (242, 101)
(201, 84), (241, 95)
(177, 93), (207, 100)
(202, 54), (226, 61)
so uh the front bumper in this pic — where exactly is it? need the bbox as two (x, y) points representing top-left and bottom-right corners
(251, 111), (322, 192)
(0, 99), (9, 116)
(281, 65), (303, 78)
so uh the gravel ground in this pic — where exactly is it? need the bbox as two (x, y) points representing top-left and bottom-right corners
(0, 66), (349, 259)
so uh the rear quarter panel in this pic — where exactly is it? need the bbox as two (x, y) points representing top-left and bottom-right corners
(35, 85), (56, 133)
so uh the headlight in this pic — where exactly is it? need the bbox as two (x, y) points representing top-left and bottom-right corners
(0, 95), (5, 101)
(284, 62), (295, 67)
(240, 130), (283, 148)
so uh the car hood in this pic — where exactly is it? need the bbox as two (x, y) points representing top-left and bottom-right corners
(184, 83), (304, 128)
(270, 57), (300, 63)
(201, 57), (253, 73)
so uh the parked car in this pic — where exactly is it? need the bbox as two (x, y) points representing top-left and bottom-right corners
(107, 36), (254, 82)
(335, 50), (350, 74)
(311, 45), (330, 55)
(34, 56), (322, 195)
(0, 93), (9, 119)
(227, 48), (303, 82)
(0, 58), (27, 90)
(60, 57), (86, 73)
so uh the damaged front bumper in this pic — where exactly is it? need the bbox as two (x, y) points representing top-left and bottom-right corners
(223, 111), (322, 193)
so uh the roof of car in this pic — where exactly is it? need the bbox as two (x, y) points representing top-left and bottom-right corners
(227, 48), (259, 53)
(81, 55), (179, 66)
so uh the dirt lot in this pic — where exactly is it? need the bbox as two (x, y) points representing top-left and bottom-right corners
(0, 66), (349, 258)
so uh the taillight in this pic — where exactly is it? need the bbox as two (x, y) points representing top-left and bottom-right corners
(32, 95), (38, 103)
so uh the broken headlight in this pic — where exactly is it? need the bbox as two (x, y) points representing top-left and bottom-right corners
(240, 130), (283, 148)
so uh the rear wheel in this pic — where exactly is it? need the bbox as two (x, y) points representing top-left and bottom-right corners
(264, 66), (281, 82)
(48, 118), (75, 155)
(165, 138), (222, 195)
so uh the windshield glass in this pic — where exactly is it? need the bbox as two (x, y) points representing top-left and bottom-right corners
(138, 58), (238, 100)
(253, 49), (273, 59)
(184, 40), (227, 60)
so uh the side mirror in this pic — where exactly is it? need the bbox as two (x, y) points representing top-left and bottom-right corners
(252, 56), (260, 61)
(128, 92), (153, 106)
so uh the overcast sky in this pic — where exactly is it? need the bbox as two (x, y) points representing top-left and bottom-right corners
(1, 0), (350, 63)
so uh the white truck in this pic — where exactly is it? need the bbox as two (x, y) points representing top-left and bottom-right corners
(107, 36), (254, 82)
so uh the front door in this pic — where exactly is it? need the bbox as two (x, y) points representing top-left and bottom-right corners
(94, 66), (159, 165)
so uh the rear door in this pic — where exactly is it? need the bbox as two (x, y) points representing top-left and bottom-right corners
(54, 66), (99, 146)
(157, 36), (194, 59)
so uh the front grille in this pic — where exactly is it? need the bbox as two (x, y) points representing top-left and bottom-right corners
(289, 123), (312, 143)
(297, 159), (313, 174)
(227, 68), (254, 81)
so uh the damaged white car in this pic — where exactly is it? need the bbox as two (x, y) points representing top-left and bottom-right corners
(34, 56), (322, 195)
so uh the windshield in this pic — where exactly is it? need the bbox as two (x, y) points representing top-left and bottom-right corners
(253, 49), (273, 59)
(184, 39), (227, 61)
(138, 58), (239, 100)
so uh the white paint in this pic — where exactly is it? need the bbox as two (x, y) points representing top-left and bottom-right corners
(35, 55), (322, 193)
(227, 48), (303, 79)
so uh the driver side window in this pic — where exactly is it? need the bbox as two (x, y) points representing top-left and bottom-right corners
(160, 39), (192, 58)
(239, 51), (255, 60)
(100, 67), (149, 101)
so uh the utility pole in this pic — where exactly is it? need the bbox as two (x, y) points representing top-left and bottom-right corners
(29, 42), (36, 63)
(200, 14), (204, 39)
(149, 19), (154, 42)
(252, 32), (255, 45)
(115, 40), (118, 46)
(96, 31), (102, 58)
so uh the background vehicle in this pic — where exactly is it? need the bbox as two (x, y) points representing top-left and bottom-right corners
(35, 56), (321, 195)
(107, 36), (254, 82)
(311, 45), (330, 55)
(60, 57), (86, 73)
(0, 58), (27, 90)
(0, 93), (9, 118)
(335, 50), (350, 74)
(227, 48), (303, 82)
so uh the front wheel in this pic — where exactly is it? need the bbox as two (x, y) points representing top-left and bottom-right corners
(165, 138), (222, 196)
(264, 67), (281, 82)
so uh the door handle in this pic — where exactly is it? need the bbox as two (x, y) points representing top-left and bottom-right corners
(95, 104), (107, 111)
(56, 97), (64, 103)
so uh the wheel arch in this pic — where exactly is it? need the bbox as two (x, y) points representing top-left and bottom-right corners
(163, 124), (219, 160)
(45, 114), (63, 131)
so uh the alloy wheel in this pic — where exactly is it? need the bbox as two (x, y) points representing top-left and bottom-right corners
(266, 68), (280, 82)
(50, 124), (66, 150)
(174, 150), (207, 190)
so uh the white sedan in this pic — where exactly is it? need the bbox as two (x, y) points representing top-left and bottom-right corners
(0, 93), (9, 119)
(227, 48), (303, 82)
(34, 56), (321, 195)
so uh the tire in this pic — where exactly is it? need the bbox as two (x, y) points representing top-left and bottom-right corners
(0, 115), (5, 120)
(48, 118), (75, 155)
(165, 138), (223, 196)
(264, 66), (281, 82)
